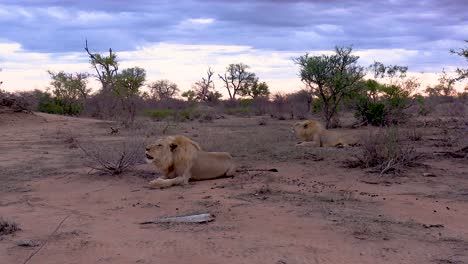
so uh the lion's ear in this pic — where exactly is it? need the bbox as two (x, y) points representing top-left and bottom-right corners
(303, 123), (308, 128)
(170, 143), (178, 152)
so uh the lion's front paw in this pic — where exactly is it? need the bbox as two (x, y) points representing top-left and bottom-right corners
(149, 179), (166, 189)
(295, 142), (310, 147)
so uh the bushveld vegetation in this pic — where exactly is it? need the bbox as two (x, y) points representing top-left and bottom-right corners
(1, 42), (467, 127)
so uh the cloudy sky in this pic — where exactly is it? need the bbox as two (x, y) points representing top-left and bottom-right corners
(0, 0), (466, 95)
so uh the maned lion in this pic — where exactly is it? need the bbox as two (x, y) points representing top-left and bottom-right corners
(145, 135), (236, 189)
(292, 120), (349, 147)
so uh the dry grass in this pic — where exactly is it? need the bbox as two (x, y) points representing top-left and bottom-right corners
(348, 127), (420, 175)
(192, 118), (299, 163)
(0, 218), (20, 236)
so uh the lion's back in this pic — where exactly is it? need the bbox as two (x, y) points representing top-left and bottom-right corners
(190, 151), (235, 180)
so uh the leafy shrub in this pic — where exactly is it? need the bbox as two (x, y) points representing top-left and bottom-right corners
(353, 80), (414, 126)
(225, 107), (250, 116)
(144, 106), (216, 122)
(144, 109), (173, 120)
(312, 99), (323, 113)
(178, 108), (202, 120)
(239, 98), (253, 108)
(415, 95), (431, 116)
(37, 95), (81, 115)
(355, 99), (386, 126)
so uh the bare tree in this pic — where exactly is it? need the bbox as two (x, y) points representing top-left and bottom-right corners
(183, 67), (222, 102)
(219, 63), (257, 99)
(148, 80), (180, 100)
(194, 67), (216, 100)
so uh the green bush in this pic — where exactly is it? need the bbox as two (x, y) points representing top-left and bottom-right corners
(178, 108), (201, 120)
(355, 99), (386, 126)
(415, 95), (431, 116)
(144, 109), (173, 120)
(37, 95), (81, 115)
(239, 98), (253, 108)
(144, 108), (208, 121)
(312, 99), (323, 113)
(225, 107), (250, 116)
(353, 79), (413, 126)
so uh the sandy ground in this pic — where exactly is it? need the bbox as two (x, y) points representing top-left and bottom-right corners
(0, 112), (467, 264)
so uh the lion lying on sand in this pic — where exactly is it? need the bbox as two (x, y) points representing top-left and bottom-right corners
(293, 120), (352, 147)
(145, 135), (236, 189)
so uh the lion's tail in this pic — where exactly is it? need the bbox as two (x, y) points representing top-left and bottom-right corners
(235, 168), (278, 173)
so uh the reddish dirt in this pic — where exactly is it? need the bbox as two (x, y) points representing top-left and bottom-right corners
(1, 112), (467, 264)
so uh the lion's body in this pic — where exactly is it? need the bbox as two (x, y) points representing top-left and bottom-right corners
(145, 135), (236, 188)
(190, 151), (236, 180)
(293, 120), (348, 147)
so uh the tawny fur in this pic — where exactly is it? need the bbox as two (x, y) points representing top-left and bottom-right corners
(145, 135), (236, 189)
(292, 120), (349, 147)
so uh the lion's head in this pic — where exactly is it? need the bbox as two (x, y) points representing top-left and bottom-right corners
(292, 120), (324, 141)
(145, 135), (201, 175)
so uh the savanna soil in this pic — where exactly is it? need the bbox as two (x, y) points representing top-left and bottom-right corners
(0, 112), (467, 264)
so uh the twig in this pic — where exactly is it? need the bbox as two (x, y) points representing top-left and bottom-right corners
(22, 215), (70, 264)
(379, 159), (394, 176)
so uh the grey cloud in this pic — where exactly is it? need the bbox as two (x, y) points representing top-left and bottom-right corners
(0, 0), (466, 71)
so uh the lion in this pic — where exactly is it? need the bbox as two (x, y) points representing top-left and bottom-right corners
(292, 120), (349, 147)
(145, 135), (237, 189)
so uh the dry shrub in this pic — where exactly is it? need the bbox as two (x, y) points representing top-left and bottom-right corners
(435, 101), (466, 118)
(78, 137), (145, 175)
(81, 92), (120, 119)
(0, 218), (20, 236)
(269, 92), (309, 120)
(0, 90), (31, 113)
(436, 126), (468, 149)
(349, 127), (419, 175)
